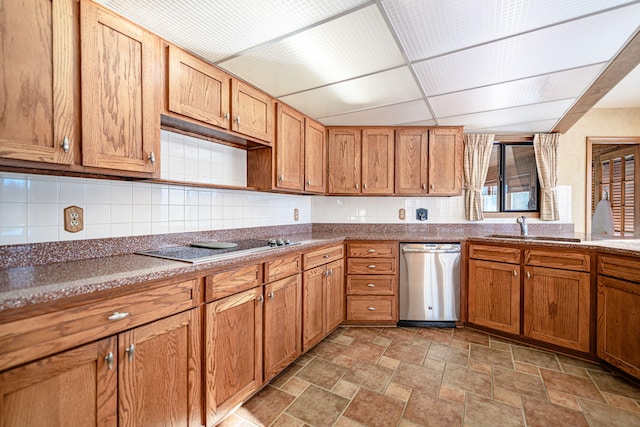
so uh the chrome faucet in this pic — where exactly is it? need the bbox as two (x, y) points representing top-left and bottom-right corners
(516, 216), (528, 236)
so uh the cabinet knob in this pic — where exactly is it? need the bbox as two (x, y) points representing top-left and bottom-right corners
(278, 175), (283, 181)
(307, 180), (311, 186)
(367, 265), (376, 269)
(235, 115), (241, 125)
(328, 269), (333, 275)
(258, 294), (264, 305)
(323, 254), (330, 258)
(367, 283), (375, 287)
(125, 344), (135, 362)
(268, 291), (274, 300)
(104, 352), (114, 370)
(422, 183), (426, 190)
(367, 249), (376, 253)
(431, 184), (435, 189)
(355, 183), (359, 190)
(363, 183), (367, 190)
(367, 307), (376, 311)
(148, 151), (156, 164)
(513, 270), (518, 277)
(108, 311), (129, 321)
(224, 112), (230, 121)
(527, 271), (531, 279)
(61, 136), (70, 153)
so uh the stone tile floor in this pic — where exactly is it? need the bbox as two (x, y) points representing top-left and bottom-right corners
(220, 327), (640, 427)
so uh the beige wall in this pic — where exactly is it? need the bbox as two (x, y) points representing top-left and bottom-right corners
(559, 107), (640, 233)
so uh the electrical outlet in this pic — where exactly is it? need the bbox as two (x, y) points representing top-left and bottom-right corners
(399, 208), (406, 220)
(294, 208), (299, 221)
(64, 206), (84, 233)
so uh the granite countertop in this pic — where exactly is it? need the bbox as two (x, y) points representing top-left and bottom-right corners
(2, 229), (639, 314)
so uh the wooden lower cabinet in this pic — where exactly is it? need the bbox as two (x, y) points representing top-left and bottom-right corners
(263, 274), (302, 381)
(597, 276), (640, 378)
(346, 296), (396, 322)
(523, 266), (591, 352)
(467, 259), (520, 335)
(0, 337), (117, 426)
(0, 308), (201, 427)
(302, 259), (344, 351)
(118, 308), (201, 427)
(205, 287), (263, 426)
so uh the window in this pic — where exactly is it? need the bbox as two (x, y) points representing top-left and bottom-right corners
(483, 141), (539, 213)
(595, 147), (635, 236)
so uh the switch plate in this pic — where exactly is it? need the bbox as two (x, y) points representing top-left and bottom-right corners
(64, 206), (84, 233)
(294, 208), (299, 221)
(399, 208), (405, 220)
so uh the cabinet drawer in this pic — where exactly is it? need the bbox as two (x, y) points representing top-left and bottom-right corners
(598, 254), (640, 283)
(347, 241), (397, 258)
(265, 254), (301, 283)
(346, 296), (396, 322)
(525, 249), (590, 272)
(206, 264), (261, 302)
(347, 258), (397, 275)
(347, 275), (396, 295)
(0, 279), (198, 371)
(303, 244), (344, 270)
(469, 244), (521, 264)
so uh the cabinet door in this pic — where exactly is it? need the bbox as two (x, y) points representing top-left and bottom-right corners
(81, 0), (160, 174)
(276, 104), (305, 191)
(597, 275), (640, 379)
(0, 337), (117, 426)
(167, 45), (231, 129)
(361, 129), (394, 194)
(395, 129), (428, 194)
(327, 128), (361, 194)
(524, 266), (590, 352)
(206, 287), (263, 426)
(302, 266), (326, 352)
(428, 128), (463, 195)
(0, 0), (78, 165)
(263, 274), (301, 381)
(326, 259), (345, 332)
(305, 119), (327, 193)
(118, 309), (201, 427)
(231, 79), (274, 144)
(468, 259), (521, 334)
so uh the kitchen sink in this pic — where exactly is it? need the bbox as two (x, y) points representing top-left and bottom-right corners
(487, 234), (582, 243)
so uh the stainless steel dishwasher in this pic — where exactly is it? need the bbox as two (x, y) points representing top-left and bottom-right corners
(398, 243), (461, 327)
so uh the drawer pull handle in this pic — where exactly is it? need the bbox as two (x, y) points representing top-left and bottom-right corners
(108, 311), (129, 321)
(104, 352), (114, 370)
(367, 249), (376, 253)
(125, 344), (135, 362)
(324, 254), (330, 258)
(367, 265), (376, 269)
(367, 283), (376, 287)
(367, 307), (376, 311)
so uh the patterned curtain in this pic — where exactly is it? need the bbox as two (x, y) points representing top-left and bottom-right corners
(463, 134), (495, 220)
(533, 133), (560, 221)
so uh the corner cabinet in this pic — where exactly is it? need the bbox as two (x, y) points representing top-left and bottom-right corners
(597, 254), (640, 379)
(467, 244), (522, 335)
(0, 0), (79, 166)
(80, 0), (161, 175)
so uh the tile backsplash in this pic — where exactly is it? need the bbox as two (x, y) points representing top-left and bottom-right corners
(0, 130), (572, 245)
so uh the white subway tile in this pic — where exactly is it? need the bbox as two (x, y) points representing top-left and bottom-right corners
(110, 223), (132, 238)
(1, 227), (26, 245)
(132, 205), (152, 223)
(0, 203), (27, 227)
(111, 204), (133, 224)
(132, 183), (152, 205)
(58, 179), (85, 205)
(86, 224), (111, 239)
(28, 226), (59, 243)
(152, 204), (169, 222)
(28, 203), (58, 226)
(85, 182), (110, 204)
(27, 177), (58, 203)
(1, 176), (28, 203)
(110, 184), (133, 205)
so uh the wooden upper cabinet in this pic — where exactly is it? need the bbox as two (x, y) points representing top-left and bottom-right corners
(0, 0), (79, 165)
(167, 45), (231, 129)
(80, 0), (161, 175)
(276, 104), (305, 191)
(362, 129), (394, 194)
(305, 119), (327, 194)
(231, 80), (274, 144)
(428, 127), (463, 195)
(395, 129), (429, 194)
(327, 128), (361, 194)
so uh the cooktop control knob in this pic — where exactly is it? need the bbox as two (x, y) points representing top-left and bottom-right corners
(276, 239), (285, 246)
(267, 239), (277, 247)
(284, 239), (291, 245)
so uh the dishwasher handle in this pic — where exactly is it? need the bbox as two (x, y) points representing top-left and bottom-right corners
(401, 247), (460, 254)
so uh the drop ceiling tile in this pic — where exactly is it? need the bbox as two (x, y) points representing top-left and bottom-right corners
(382, 0), (637, 61)
(397, 119), (438, 127)
(280, 67), (422, 119)
(318, 99), (431, 126)
(96, 0), (369, 63)
(218, 5), (406, 96)
(429, 63), (606, 117)
(472, 119), (560, 133)
(413, 2), (640, 96)
(438, 99), (574, 131)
